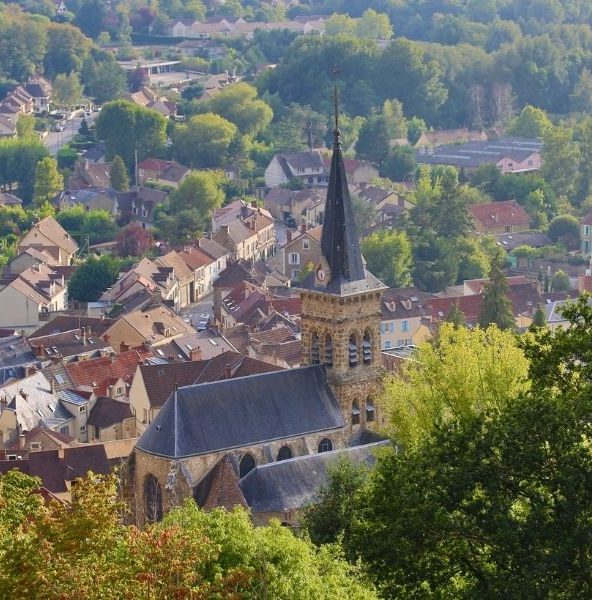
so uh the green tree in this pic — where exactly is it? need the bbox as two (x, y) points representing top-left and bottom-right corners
(551, 269), (571, 291)
(109, 155), (129, 191)
(85, 60), (127, 104)
(381, 146), (416, 181)
(325, 13), (356, 36)
(68, 255), (120, 301)
(169, 171), (224, 222)
(52, 72), (82, 107)
(44, 22), (91, 77)
(80, 209), (119, 244)
(199, 82), (273, 137)
(55, 203), (86, 233)
(33, 157), (63, 207)
(542, 126), (579, 200)
(355, 9), (393, 40)
(478, 251), (515, 330)
(446, 301), (466, 327)
(361, 229), (413, 288)
(172, 113), (237, 168)
(506, 104), (552, 138)
(95, 100), (167, 169)
(570, 67), (592, 112)
(547, 214), (580, 250)
(16, 115), (35, 140)
(531, 305), (547, 329)
(380, 322), (529, 448)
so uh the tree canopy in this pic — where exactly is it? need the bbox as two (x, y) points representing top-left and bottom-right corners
(68, 255), (120, 301)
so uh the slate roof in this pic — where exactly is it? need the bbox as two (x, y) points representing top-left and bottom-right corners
(495, 231), (552, 251)
(136, 365), (344, 459)
(32, 316), (116, 338)
(87, 397), (133, 429)
(381, 287), (436, 320)
(213, 261), (261, 289)
(469, 201), (531, 229)
(240, 441), (390, 513)
(194, 455), (247, 510)
(29, 329), (111, 360)
(166, 330), (238, 361)
(0, 335), (38, 368)
(198, 236), (231, 260)
(276, 151), (326, 177)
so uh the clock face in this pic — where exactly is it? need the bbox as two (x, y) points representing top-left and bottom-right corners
(317, 268), (326, 281)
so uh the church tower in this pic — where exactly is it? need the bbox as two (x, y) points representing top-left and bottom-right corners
(300, 99), (386, 433)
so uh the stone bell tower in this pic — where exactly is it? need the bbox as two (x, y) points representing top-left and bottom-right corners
(299, 91), (386, 433)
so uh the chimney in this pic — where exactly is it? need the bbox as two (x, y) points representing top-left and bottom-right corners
(224, 363), (232, 379)
(50, 378), (55, 394)
(286, 229), (292, 243)
(120, 341), (130, 353)
(301, 221), (306, 234)
(189, 346), (202, 362)
(81, 327), (87, 346)
(34, 344), (44, 359)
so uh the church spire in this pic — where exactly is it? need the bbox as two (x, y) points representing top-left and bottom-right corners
(320, 86), (366, 288)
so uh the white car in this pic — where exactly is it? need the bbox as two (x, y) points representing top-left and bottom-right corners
(197, 313), (210, 331)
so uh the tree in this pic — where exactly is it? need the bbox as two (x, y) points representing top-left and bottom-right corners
(446, 301), (466, 327)
(33, 157), (63, 207)
(355, 9), (393, 40)
(169, 171), (224, 222)
(116, 223), (152, 257)
(531, 305), (546, 329)
(381, 146), (416, 181)
(551, 269), (571, 291)
(52, 72), (82, 107)
(478, 251), (515, 330)
(303, 458), (369, 549)
(542, 126), (579, 200)
(547, 214), (580, 249)
(361, 229), (412, 288)
(55, 203), (86, 233)
(506, 104), (552, 138)
(199, 82), (273, 137)
(172, 113), (237, 169)
(109, 155), (129, 191)
(95, 101), (167, 168)
(325, 13), (356, 36)
(85, 60), (127, 104)
(380, 323), (529, 448)
(80, 209), (119, 244)
(570, 67), (592, 112)
(16, 115), (35, 140)
(68, 255), (120, 301)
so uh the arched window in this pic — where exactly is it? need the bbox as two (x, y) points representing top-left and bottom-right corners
(239, 453), (256, 478)
(366, 398), (375, 423)
(318, 438), (333, 453)
(311, 332), (320, 365)
(348, 333), (358, 367)
(351, 401), (360, 425)
(277, 445), (293, 461)
(144, 474), (163, 523)
(324, 333), (333, 367)
(363, 331), (372, 364)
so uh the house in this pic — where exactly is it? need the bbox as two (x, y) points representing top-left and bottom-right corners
(23, 77), (52, 113)
(82, 142), (108, 164)
(0, 264), (67, 331)
(175, 39), (228, 59)
(155, 251), (196, 308)
(0, 191), (22, 206)
(380, 287), (436, 349)
(414, 128), (487, 148)
(101, 305), (195, 350)
(32, 315), (116, 339)
(248, 326), (302, 368)
(87, 396), (135, 442)
(0, 334), (40, 386)
(271, 225), (322, 282)
(321, 155), (379, 186)
(100, 257), (180, 309)
(0, 115), (16, 138)
(4, 247), (59, 275)
(469, 201), (531, 234)
(177, 246), (214, 299)
(129, 350), (281, 433)
(29, 327), (113, 363)
(18, 216), (79, 266)
(3, 425), (76, 459)
(116, 187), (169, 229)
(265, 151), (328, 188)
(132, 118), (387, 524)
(416, 138), (543, 174)
(198, 236), (231, 283)
(581, 211), (592, 254)
(263, 187), (326, 228)
(52, 188), (118, 217)
(212, 199), (271, 233)
(137, 158), (189, 188)
(67, 159), (113, 190)
(212, 208), (275, 261)
(0, 86), (34, 116)
(0, 445), (110, 502)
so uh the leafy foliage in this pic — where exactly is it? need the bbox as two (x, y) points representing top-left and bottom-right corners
(68, 255), (120, 301)
(361, 229), (412, 287)
(478, 251), (515, 330)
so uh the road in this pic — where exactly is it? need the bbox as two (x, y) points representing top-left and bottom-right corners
(43, 111), (97, 156)
(179, 293), (214, 326)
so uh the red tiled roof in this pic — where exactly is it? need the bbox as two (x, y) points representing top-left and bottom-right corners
(464, 275), (531, 295)
(65, 348), (153, 395)
(469, 200), (530, 229)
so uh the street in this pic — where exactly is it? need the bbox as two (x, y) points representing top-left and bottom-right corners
(43, 111), (97, 156)
(179, 293), (214, 325)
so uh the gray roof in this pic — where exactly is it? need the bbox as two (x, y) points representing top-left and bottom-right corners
(198, 237), (230, 260)
(416, 137), (543, 169)
(240, 441), (390, 512)
(0, 335), (38, 369)
(136, 365), (345, 459)
(495, 231), (552, 251)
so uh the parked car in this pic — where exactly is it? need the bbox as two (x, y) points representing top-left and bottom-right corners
(197, 313), (210, 331)
(54, 124), (64, 132)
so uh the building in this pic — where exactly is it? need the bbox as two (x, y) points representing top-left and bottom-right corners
(137, 158), (190, 189)
(271, 225), (322, 282)
(116, 187), (170, 229)
(581, 211), (592, 254)
(131, 115), (386, 525)
(67, 159), (113, 190)
(416, 138), (542, 174)
(264, 151), (328, 188)
(18, 216), (79, 266)
(414, 128), (487, 148)
(469, 200), (531, 234)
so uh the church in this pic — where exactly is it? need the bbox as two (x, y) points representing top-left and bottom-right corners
(132, 113), (387, 525)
